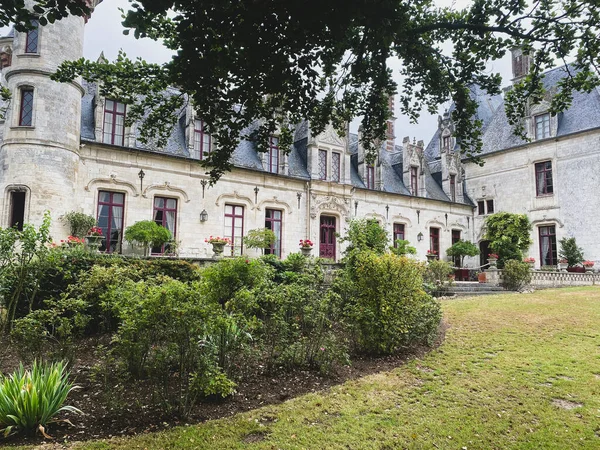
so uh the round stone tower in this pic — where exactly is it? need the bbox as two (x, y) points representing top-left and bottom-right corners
(0, 1), (102, 236)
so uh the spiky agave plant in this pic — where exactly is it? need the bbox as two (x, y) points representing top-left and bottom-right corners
(0, 361), (81, 437)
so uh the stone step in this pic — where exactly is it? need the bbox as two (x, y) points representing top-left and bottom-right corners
(450, 285), (505, 292)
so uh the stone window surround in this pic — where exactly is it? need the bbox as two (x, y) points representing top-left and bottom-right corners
(476, 198), (495, 216)
(533, 158), (554, 197)
(151, 196), (178, 255)
(538, 223), (558, 266)
(16, 20), (42, 56)
(4, 184), (30, 229)
(10, 83), (36, 129)
(315, 146), (344, 183)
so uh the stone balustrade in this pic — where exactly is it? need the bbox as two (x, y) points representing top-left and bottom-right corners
(485, 268), (599, 288)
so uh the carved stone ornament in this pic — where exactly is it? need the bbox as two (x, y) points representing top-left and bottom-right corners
(316, 124), (346, 148)
(310, 195), (350, 220)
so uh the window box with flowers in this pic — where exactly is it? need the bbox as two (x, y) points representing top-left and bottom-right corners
(583, 260), (595, 273)
(426, 249), (438, 262)
(86, 226), (104, 253)
(299, 239), (314, 256)
(523, 256), (535, 270)
(488, 253), (499, 269)
(205, 236), (231, 259)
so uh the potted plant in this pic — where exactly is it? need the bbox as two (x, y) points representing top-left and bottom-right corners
(205, 236), (231, 259)
(61, 211), (96, 239)
(244, 228), (277, 255)
(446, 240), (479, 280)
(523, 256), (535, 270)
(477, 271), (487, 283)
(299, 239), (314, 256)
(124, 220), (172, 257)
(583, 260), (595, 273)
(558, 258), (568, 271)
(86, 226), (104, 253)
(558, 237), (584, 270)
(488, 253), (499, 269)
(61, 235), (84, 248)
(426, 249), (438, 262)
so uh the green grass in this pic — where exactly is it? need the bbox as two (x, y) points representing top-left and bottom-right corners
(16, 287), (600, 448)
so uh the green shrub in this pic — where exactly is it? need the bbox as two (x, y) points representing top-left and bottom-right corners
(124, 220), (172, 256)
(502, 259), (532, 290)
(61, 211), (96, 238)
(244, 228), (277, 254)
(423, 259), (455, 297)
(0, 361), (81, 437)
(558, 237), (584, 267)
(332, 252), (441, 354)
(484, 212), (532, 268)
(340, 219), (389, 261)
(445, 240), (479, 267)
(390, 239), (417, 256)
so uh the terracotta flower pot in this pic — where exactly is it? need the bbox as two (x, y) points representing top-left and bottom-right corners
(478, 272), (487, 283)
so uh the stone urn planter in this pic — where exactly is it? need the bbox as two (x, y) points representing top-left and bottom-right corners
(211, 242), (227, 259)
(426, 254), (437, 262)
(300, 246), (313, 257)
(487, 257), (498, 269)
(558, 261), (568, 272)
(86, 235), (103, 253)
(584, 264), (595, 273)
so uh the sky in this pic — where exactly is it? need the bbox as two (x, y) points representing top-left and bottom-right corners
(15, 0), (515, 145)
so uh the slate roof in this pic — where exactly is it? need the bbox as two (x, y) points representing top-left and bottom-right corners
(424, 85), (503, 161)
(479, 65), (600, 155)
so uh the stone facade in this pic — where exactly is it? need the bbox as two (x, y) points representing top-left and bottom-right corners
(0, 14), (598, 266)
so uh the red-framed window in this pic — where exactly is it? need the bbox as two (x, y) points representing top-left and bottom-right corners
(366, 165), (375, 189)
(102, 99), (126, 146)
(332, 152), (341, 183)
(318, 150), (327, 180)
(411, 166), (418, 195)
(535, 113), (550, 140)
(265, 209), (282, 258)
(535, 161), (553, 196)
(452, 230), (461, 244)
(450, 174), (456, 202)
(393, 223), (405, 247)
(19, 88), (34, 126)
(25, 20), (39, 53)
(267, 136), (279, 174)
(97, 191), (125, 253)
(430, 227), (440, 258)
(319, 215), (336, 259)
(151, 197), (177, 255)
(193, 119), (211, 160)
(224, 204), (244, 256)
(539, 225), (557, 266)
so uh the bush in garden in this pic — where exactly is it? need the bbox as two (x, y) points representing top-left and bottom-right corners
(0, 212), (52, 332)
(200, 257), (274, 307)
(106, 277), (235, 414)
(0, 361), (81, 437)
(331, 251), (441, 354)
(339, 218), (389, 261)
(484, 212), (532, 268)
(423, 259), (455, 297)
(502, 259), (532, 291)
(390, 239), (417, 256)
(252, 260), (348, 373)
(445, 240), (479, 267)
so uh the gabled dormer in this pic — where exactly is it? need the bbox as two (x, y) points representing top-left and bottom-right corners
(307, 122), (349, 184)
(402, 136), (425, 197)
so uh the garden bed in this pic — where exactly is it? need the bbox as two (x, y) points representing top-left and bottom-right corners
(0, 326), (445, 447)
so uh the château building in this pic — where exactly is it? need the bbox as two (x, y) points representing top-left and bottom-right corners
(0, 4), (598, 268)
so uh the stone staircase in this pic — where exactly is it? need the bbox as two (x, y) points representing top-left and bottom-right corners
(447, 281), (507, 297)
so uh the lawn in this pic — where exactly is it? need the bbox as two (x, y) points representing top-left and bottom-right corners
(21, 287), (600, 449)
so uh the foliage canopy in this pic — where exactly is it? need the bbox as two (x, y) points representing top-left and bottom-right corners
(484, 212), (532, 267)
(39, 0), (600, 180)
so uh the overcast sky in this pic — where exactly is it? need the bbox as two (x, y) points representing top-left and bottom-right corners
(10, 0), (513, 144)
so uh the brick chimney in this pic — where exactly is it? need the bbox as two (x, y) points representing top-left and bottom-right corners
(511, 48), (530, 83)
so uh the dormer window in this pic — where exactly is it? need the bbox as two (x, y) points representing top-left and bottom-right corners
(318, 150), (327, 180)
(410, 166), (418, 195)
(366, 165), (375, 189)
(102, 99), (126, 146)
(193, 119), (211, 160)
(25, 20), (39, 54)
(534, 113), (550, 140)
(442, 135), (451, 150)
(267, 136), (279, 174)
(332, 152), (341, 182)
